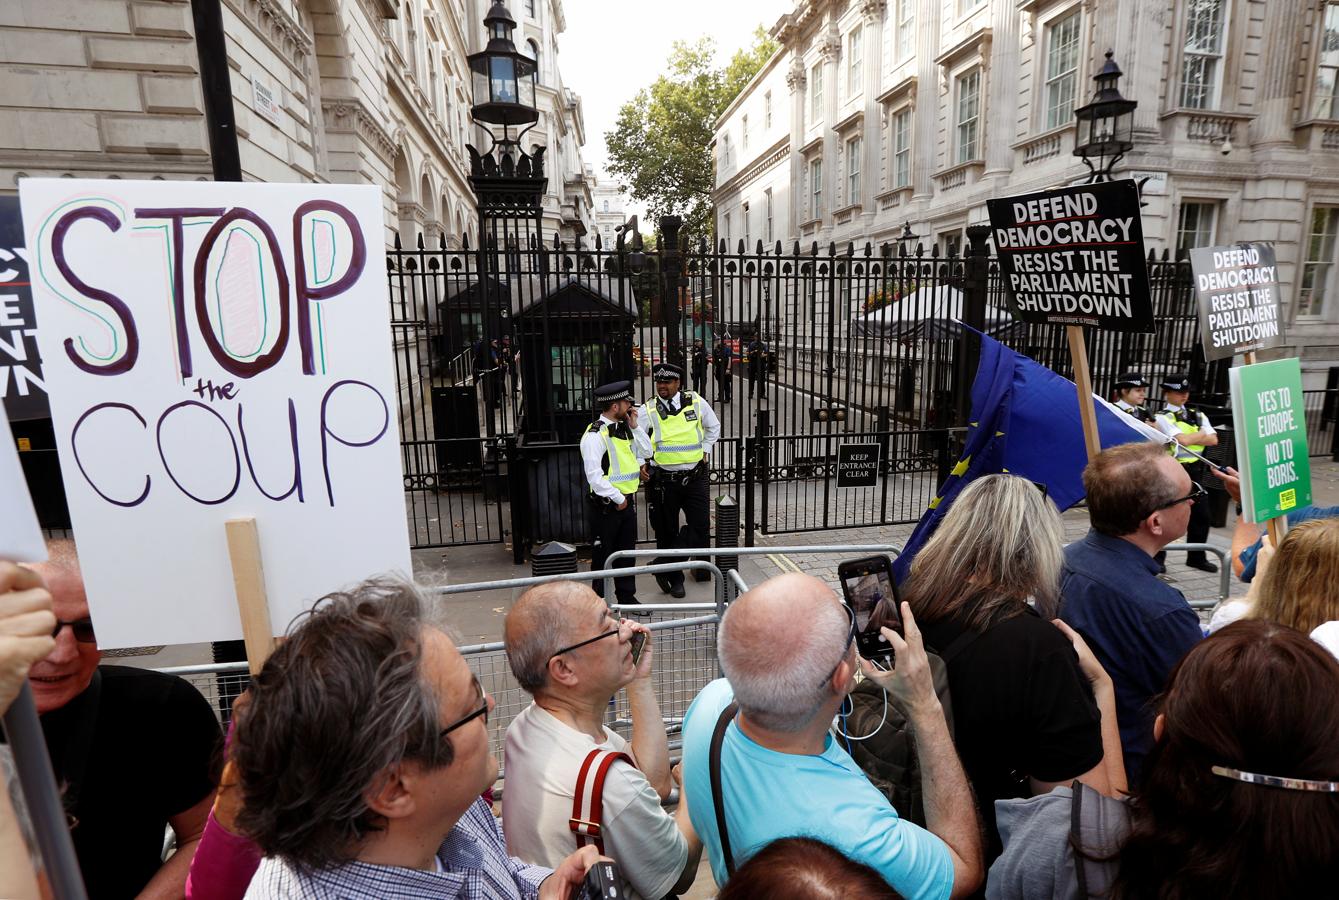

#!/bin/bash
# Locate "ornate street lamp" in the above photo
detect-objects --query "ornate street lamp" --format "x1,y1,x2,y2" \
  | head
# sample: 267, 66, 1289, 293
1073, 50, 1137, 182
467, 2, 538, 132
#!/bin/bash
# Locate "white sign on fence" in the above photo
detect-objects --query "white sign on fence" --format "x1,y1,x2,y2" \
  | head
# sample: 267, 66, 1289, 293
19, 179, 411, 647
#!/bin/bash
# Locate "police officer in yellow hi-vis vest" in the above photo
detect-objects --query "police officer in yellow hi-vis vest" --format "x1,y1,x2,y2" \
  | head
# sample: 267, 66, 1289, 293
582, 380, 652, 606
1155, 374, 1220, 573
637, 362, 721, 598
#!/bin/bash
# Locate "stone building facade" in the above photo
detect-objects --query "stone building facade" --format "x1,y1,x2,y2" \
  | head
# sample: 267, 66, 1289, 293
713, 0, 1339, 385
590, 166, 629, 248
0, 0, 593, 244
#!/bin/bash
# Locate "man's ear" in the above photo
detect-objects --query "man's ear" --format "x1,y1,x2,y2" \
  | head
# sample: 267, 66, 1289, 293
830, 653, 855, 698
547, 654, 580, 690
1153, 712, 1166, 743
364, 765, 416, 820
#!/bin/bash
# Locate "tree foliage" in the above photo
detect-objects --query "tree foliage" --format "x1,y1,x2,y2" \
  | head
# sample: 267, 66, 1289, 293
605, 27, 778, 241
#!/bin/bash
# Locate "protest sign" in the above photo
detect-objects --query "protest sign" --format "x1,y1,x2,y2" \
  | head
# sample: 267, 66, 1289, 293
0, 196, 48, 421
988, 179, 1153, 332
836, 443, 880, 488
1, 413, 45, 562
1230, 357, 1311, 524
19, 179, 411, 648
1190, 243, 1282, 361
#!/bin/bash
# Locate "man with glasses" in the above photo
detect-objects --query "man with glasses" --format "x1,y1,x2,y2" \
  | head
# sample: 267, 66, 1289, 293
1154, 374, 1220, 573
678, 573, 982, 899
1059, 442, 1205, 782
502, 581, 700, 899
237, 577, 603, 898
16, 540, 220, 898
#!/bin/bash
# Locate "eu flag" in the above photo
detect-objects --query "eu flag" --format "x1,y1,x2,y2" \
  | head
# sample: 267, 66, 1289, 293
893, 330, 1162, 581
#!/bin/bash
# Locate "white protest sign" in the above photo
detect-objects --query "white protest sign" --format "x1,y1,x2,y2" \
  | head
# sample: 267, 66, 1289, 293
1190, 242, 1282, 361
19, 180, 411, 647
0, 413, 46, 562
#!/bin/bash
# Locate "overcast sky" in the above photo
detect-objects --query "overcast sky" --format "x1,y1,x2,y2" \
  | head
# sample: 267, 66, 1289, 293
557, 0, 792, 215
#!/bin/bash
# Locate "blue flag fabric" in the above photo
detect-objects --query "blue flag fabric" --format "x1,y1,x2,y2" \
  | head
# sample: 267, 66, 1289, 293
893, 330, 1153, 581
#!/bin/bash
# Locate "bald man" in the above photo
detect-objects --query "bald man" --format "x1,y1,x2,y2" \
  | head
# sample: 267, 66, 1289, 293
501, 582, 701, 899
19, 541, 220, 900
679, 574, 982, 900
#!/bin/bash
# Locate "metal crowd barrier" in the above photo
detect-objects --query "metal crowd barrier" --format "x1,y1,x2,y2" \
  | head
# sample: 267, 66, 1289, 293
1157, 543, 1231, 610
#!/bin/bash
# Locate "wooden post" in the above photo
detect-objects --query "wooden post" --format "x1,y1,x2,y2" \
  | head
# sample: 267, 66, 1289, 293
225, 517, 275, 675
1067, 325, 1101, 462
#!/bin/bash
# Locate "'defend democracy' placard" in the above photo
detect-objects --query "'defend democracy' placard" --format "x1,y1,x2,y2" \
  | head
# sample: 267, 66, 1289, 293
1190, 242, 1282, 361
988, 179, 1153, 332
19, 179, 412, 648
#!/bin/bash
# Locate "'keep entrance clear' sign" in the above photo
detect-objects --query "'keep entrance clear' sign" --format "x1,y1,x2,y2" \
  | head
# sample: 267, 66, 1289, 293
1190, 242, 1282, 361
988, 180, 1153, 332
836, 443, 880, 488
1230, 357, 1312, 524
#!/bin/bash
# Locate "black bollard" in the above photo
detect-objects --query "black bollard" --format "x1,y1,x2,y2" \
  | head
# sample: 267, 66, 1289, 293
531, 541, 578, 577
715, 495, 740, 574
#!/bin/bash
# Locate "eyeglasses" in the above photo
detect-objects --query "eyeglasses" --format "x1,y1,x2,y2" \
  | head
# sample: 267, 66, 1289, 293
547, 615, 622, 665
1150, 481, 1207, 516
820, 603, 858, 688
440, 674, 490, 738
52, 618, 96, 643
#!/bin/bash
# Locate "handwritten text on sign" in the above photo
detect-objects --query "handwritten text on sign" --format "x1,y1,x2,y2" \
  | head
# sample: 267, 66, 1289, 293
19, 180, 411, 648
1190, 243, 1282, 361
988, 180, 1153, 332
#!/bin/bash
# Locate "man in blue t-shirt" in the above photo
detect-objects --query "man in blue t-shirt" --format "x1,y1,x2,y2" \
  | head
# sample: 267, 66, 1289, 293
680, 573, 981, 899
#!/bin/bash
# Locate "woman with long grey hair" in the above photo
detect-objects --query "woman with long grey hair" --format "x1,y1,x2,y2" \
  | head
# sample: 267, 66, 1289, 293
875, 474, 1126, 863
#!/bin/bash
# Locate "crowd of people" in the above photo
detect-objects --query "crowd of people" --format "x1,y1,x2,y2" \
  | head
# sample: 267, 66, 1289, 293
3, 439, 1339, 899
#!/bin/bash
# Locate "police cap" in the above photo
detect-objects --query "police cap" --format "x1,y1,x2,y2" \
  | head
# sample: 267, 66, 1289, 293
652, 362, 684, 382
1161, 374, 1193, 392
593, 380, 633, 406
1113, 372, 1147, 390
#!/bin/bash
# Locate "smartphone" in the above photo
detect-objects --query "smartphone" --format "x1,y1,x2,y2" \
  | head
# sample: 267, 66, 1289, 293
581, 859, 621, 899
837, 555, 901, 665
630, 631, 646, 666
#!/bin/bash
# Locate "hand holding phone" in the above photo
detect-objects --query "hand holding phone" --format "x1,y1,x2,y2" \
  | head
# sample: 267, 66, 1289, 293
837, 555, 902, 667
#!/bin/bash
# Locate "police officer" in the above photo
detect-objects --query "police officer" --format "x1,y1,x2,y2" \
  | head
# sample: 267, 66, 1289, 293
1155, 374, 1220, 573
582, 380, 651, 606
713, 335, 733, 403
1112, 372, 1154, 423
637, 362, 720, 598
691, 338, 708, 392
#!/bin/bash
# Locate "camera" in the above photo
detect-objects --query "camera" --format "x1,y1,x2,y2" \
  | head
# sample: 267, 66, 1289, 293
581, 860, 622, 899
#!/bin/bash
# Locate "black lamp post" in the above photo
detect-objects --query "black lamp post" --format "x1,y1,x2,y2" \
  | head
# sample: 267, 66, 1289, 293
1073, 50, 1137, 182
468, 2, 538, 133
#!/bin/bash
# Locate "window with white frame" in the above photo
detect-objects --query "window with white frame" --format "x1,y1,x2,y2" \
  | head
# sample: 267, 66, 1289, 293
1044, 12, 1081, 130
743, 202, 751, 250
723, 212, 731, 247
1176, 201, 1218, 256
764, 92, 773, 129
765, 188, 774, 243
848, 30, 863, 95
1316, 3, 1339, 119
897, 0, 915, 61
1180, 0, 1226, 109
721, 134, 731, 168
811, 64, 824, 121
956, 70, 981, 164
810, 157, 823, 218
742, 114, 749, 151
525, 0, 535, 16
961, 0, 985, 12
1299, 206, 1339, 317
846, 135, 862, 204
528, 40, 542, 84
892, 108, 912, 188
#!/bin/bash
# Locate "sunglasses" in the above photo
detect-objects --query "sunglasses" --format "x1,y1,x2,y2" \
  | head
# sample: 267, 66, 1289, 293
439, 674, 489, 738
1150, 481, 1208, 517
52, 618, 96, 643
820, 603, 858, 688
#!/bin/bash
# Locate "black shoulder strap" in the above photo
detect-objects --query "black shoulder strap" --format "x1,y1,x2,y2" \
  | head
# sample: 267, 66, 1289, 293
1070, 781, 1090, 898
709, 702, 739, 877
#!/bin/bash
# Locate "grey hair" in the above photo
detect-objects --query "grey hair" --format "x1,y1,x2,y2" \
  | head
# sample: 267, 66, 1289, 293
504, 581, 592, 694
903, 473, 1065, 630
232, 576, 455, 872
718, 585, 851, 732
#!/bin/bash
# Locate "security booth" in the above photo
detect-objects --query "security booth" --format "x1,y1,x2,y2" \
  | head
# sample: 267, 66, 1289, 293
512, 274, 637, 546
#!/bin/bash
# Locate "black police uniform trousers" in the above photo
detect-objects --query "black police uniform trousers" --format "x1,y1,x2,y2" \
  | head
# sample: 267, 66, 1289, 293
1157, 459, 1211, 566
648, 464, 711, 589
714, 367, 732, 402
590, 494, 638, 604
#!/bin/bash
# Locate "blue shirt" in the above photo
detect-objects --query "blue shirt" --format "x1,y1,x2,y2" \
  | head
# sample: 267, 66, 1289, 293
680, 679, 955, 900
1060, 530, 1203, 781
1239, 505, 1339, 581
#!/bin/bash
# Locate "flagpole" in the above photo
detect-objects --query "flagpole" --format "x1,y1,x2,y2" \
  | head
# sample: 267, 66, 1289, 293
1067, 326, 1101, 462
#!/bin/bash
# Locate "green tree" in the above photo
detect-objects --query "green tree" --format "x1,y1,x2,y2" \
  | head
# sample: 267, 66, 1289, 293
606, 27, 777, 241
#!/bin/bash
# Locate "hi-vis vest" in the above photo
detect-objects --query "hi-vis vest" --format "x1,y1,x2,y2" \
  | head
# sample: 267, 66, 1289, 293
647, 392, 706, 466
1165, 407, 1204, 463
589, 422, 640, 495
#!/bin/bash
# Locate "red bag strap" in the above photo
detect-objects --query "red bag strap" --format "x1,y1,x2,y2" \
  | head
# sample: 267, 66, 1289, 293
569, 748, 635, 854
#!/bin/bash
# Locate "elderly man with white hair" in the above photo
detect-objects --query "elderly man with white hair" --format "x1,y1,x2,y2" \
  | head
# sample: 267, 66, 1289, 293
679, 573, 983, 900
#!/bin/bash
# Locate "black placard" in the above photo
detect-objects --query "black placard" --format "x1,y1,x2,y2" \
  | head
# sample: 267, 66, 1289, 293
1190, 242, 1282, 361
0, 196, 47, 421
836, 443, 880, 488
988, 179, 1153, 332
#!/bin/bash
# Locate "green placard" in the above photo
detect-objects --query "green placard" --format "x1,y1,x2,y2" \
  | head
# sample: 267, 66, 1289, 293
1229, 358, 1312, 523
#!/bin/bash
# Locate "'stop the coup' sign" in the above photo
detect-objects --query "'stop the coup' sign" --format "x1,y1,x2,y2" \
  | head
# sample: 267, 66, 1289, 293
988, 179, 1153, 332
19, 179, 412, 648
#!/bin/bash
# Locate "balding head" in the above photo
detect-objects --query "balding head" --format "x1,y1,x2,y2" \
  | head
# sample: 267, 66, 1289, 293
719, 574, 852, 732
505, 581, 603, 693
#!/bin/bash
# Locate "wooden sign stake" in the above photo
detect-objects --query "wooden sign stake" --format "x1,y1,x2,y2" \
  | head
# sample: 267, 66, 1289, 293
1067, 325, 1101, 463
225, 517, 276, 675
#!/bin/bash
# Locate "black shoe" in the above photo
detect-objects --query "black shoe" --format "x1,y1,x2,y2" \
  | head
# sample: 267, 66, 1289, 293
1187, 559, 1219, 573
669, 583, 686, 599
692, 570, 711, 583
655, 576, 674, 594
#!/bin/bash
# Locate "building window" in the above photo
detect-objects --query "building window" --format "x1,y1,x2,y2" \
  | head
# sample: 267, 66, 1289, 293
897, 0, 915, 61
845, 135, 861, 204
955, 69, 981, 164
528, 40, 542, 84
810, 157, 823, 218
743, 202, 751, 250
848, 29, 862, 95
1045, 12, 1081, 130
811, 64, 824, 122
721, 134, 731, 168
742, 114, 749, 151
723, 212, 731, 247
1176, 201, 1218, 256
525, 0, 535, 16
1316, 3, 1339, 119
941, 230, 963, 257
603, 200, 609, 213
765, 188, 774, 244
1299, 206, 1339, 317
961, 0, 985, 12
765, 91, 773, 128
1180, 0, 1226, 109
892, 108, 911, 188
